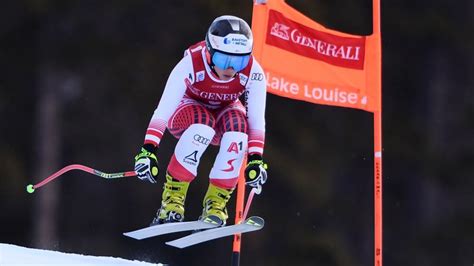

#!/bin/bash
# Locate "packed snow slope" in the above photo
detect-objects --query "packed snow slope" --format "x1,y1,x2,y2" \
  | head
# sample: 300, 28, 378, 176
0, 243, 163, 265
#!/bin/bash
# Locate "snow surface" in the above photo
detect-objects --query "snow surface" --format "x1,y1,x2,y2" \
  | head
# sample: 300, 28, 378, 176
0, 243, 163, 266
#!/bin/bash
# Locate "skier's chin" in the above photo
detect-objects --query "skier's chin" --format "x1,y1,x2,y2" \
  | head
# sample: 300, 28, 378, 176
214, 66, 236, 80
220, 74, 234, 81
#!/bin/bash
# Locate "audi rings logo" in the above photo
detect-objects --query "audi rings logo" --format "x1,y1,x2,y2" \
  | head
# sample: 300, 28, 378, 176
193, 134, 211, 145
251, 73, 264, 81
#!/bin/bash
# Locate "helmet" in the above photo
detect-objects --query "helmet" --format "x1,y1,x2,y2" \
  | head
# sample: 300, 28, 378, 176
205, 15, 253, 72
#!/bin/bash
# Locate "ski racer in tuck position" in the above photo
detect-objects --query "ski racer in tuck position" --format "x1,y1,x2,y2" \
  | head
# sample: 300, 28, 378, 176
134, 15, 268, 226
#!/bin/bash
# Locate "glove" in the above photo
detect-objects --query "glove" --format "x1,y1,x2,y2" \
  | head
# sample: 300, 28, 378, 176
245, 154, 268, 188
134, 145, 159, 183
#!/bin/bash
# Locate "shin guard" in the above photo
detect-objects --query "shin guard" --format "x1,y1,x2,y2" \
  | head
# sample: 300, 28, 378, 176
209, 131, 248, 189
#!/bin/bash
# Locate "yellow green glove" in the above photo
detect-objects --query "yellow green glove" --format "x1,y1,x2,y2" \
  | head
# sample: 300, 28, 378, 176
134, 146, 159, 183
245, 154, 268, 188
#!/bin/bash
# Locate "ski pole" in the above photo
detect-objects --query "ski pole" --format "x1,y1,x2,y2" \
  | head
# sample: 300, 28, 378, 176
26, 164, 136, 194
242, 185, 261, 220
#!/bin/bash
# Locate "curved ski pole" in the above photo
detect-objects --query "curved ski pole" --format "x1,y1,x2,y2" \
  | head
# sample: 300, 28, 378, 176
242, 185, 261, 220
26, 164, 136, 194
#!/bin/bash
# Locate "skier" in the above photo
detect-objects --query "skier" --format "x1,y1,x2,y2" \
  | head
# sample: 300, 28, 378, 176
134, 15, 268, 226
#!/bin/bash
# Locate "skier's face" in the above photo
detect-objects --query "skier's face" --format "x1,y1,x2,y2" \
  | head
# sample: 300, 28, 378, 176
214, 65, 236, 81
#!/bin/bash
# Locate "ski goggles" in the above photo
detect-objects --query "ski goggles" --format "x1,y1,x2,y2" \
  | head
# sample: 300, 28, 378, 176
212, 51, 251, 72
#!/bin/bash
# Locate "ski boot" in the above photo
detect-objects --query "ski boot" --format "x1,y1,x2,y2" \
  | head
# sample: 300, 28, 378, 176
151, 173, 190, 225
200, 183, 233, 226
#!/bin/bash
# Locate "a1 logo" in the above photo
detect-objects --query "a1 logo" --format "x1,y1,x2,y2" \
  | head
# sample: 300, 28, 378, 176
227, 141, 243, 154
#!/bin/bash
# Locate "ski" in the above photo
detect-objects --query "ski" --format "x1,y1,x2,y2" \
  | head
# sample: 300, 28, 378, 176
165, 216, 264, 249
123, 217, 221, 240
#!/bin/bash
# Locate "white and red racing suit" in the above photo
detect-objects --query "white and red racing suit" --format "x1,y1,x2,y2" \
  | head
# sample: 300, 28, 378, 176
142, 41, 266, 189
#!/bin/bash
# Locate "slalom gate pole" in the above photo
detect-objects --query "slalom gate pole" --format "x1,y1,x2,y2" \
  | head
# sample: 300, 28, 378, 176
232, 156, 247, 266
231, 155, 262, 266
26, 164, 136, 194
372, 0, 383, 265
374, 111, 383, 266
